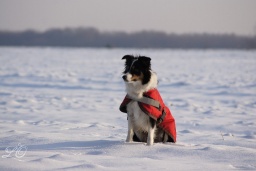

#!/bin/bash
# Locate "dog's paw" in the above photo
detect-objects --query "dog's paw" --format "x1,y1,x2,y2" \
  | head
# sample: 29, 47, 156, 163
126, 138, 133, 143
146, 143, 153, 146
146, 141, 154, 146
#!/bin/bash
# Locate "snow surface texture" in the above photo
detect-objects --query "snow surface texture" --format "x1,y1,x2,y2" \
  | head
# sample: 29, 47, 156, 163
0, 47, 255, 171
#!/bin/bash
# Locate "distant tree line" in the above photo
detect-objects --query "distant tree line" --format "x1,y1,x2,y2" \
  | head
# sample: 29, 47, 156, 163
0, 27, 255, 49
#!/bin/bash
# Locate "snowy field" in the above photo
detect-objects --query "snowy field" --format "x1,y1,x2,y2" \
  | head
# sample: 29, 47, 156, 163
0, 47, 255, 171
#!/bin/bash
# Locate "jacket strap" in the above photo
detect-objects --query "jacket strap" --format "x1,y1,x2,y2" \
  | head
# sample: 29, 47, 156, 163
127, 95, 161, 110
157, 108, 166, 124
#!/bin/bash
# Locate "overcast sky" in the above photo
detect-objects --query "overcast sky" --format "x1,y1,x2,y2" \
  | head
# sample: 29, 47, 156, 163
0, 0, 256, 36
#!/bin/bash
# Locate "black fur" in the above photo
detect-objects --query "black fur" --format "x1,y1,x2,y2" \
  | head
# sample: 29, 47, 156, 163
149, 117, 156, 128
122, 55, 135, 74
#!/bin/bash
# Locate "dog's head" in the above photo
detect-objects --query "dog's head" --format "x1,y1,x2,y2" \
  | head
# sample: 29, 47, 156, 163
122, 55, 151, 85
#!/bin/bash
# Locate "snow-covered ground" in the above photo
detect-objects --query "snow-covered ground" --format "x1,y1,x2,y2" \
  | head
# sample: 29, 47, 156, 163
0, 47, 255, 171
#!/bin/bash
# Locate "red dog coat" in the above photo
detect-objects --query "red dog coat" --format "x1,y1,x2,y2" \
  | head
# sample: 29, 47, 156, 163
120, 88, 176, 142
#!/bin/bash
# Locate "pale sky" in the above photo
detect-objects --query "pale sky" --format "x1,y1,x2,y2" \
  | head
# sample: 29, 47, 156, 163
0, 0, 256, 36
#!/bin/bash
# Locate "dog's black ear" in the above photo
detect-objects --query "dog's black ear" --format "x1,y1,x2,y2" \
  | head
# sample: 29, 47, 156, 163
122, 55, 134, 73
139, 56, 151, 62
122, 55, 134, 60
139, 56, 151, 67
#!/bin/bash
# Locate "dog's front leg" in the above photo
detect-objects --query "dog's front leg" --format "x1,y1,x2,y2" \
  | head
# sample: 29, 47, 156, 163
147, 118, 156, 145
126, 113, 134, 142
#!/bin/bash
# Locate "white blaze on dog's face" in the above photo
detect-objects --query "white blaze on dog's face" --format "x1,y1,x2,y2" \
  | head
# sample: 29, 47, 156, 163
122, 55, 151, 86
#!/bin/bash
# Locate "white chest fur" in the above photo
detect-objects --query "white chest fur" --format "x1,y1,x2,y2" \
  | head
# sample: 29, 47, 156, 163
126, 100, 150, 132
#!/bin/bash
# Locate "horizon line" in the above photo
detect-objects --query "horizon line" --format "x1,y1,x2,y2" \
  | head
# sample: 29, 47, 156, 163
1, 27, 255, 38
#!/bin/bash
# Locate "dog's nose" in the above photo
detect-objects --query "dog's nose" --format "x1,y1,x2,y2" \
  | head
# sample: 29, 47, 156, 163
122, 75, 127, 81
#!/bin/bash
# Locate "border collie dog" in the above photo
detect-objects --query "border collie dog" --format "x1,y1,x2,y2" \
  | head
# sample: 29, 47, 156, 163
120, 55, 176, 145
